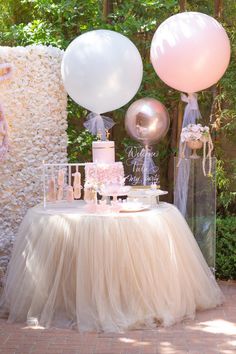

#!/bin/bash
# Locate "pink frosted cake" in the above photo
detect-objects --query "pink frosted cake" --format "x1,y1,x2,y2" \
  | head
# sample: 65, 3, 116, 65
85, 162, 124, 186
85, 140, 125, 186
92, 141, 115, 164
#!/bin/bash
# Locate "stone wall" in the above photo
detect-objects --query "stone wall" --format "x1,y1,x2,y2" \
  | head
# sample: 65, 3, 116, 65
0, 45, 68, 285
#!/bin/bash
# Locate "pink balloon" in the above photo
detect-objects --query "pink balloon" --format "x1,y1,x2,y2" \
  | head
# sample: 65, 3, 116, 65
150, 12, 231, 93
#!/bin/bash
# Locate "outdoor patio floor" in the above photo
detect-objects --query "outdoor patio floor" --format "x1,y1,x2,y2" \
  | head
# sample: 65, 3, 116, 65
0, 281, 235, 354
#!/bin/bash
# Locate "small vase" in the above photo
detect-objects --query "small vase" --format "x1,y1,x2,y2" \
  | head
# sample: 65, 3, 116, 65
187, 140, 203, 159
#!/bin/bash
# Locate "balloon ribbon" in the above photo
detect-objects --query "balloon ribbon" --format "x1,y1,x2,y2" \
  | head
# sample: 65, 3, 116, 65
174, 93, 201, 216
84, 112, 115, 140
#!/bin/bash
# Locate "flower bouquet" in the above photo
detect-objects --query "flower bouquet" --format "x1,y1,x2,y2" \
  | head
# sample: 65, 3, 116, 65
178, 123, 214, 176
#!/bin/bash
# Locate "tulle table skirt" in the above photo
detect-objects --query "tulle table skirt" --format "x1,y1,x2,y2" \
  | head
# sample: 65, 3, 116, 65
0, 202, 223, 332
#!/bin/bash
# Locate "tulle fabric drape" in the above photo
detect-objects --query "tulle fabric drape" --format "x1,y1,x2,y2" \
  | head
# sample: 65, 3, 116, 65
0, 202, 223, 332
174, 93, 201, 216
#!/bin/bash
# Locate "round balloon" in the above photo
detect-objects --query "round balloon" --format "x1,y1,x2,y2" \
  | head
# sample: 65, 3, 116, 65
125, 98, 170, 146
150, 12, 231, 93
61, 30, 143, 114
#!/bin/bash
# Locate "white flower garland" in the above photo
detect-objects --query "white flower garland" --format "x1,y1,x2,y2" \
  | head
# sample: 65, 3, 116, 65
0, 63, 12, 161
0, 45, 68, 279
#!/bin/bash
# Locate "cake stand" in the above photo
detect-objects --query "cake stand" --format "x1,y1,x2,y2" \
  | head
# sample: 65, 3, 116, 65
145, 189, 168, 206
98, 186, 131, 203
128, 189, 168, 207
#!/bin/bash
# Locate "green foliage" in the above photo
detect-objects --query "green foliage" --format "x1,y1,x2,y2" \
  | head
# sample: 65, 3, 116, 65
216, 217, 236, 280
216, 157, 236, 214
3, 20, 61, 46
68, 129, 95, 163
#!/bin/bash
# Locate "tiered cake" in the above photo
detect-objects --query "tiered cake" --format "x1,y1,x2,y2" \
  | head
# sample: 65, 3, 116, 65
92, 141, 115, 164
85, 140, 124, 186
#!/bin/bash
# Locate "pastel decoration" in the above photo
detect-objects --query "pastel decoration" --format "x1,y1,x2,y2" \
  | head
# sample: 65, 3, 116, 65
92, 141, 115, 164
57, 169, 65, 186
66, 185, 74, 202
125, 97, 169, 186
84, 201, 97, 213
84, 186, 97, 203
98, 200, 109, 213
56, 186, 63, 201
84, 188, 91, 202
83, 113, 115, 141
125, 97, 170, 146
48, 177, 56, 202
61, 29, 143, 114
178, 123, 214, 176
150, 12, 231, 93
85, 162, 124, 186
111, 201, 122, 213
73, 171, 82, 199
202, 135, 214, 177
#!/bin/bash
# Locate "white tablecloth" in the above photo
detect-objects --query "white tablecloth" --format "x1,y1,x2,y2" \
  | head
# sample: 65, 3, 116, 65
0, 202, 223, 332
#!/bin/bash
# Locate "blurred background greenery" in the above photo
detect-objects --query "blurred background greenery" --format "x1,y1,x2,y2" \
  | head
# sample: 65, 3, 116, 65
0, 0, 235, 278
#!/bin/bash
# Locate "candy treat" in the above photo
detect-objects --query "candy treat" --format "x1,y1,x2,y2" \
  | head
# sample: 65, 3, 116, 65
66, 185, 74, 202
48, 177, 56, 202
84, 182, 97, 203
57, 169, 65, 186
72, 171, 82, 199
57, 186, 63, 201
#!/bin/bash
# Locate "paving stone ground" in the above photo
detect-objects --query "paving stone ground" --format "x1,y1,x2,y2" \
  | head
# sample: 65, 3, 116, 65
0, 281, 235, 354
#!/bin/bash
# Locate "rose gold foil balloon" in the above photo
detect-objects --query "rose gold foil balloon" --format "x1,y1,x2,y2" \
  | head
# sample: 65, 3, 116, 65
125, 98, 170, 145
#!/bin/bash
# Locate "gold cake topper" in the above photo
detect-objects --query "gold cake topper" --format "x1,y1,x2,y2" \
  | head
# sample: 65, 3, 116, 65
97, 130, 102, 141
105, 129, 110, 141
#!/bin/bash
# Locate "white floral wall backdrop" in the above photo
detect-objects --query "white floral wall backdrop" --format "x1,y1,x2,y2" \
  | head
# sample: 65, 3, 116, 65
0, 46, 68, 282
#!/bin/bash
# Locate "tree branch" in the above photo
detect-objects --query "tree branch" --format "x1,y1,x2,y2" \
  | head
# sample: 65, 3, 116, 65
179, 0, 187, 12
214, 0, 223, 19
103, 0, 113, 23
211, 0, 224, 139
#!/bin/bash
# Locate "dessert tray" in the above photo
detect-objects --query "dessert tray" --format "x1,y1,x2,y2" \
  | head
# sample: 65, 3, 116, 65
98, 185, 131, 201
128, 188, 168, 198
119, 202, 150, 213
145, 189, 168, 197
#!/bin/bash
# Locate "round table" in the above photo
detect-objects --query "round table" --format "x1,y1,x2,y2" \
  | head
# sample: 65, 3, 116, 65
0, 201, 223, 332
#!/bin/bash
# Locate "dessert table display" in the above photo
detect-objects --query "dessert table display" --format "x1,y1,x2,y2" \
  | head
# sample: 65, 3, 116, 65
42, 139, 127, 210
0, 15, 231, 334
0, 136, 223, 332
0, 201, 223, 332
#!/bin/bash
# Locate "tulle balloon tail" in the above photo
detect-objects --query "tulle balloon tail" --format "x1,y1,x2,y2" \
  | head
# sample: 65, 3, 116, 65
83, 112, 115, 141
174, 93, 201, 216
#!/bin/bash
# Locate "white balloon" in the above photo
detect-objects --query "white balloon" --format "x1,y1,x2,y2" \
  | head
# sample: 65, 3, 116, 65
61, 30, 143, 114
